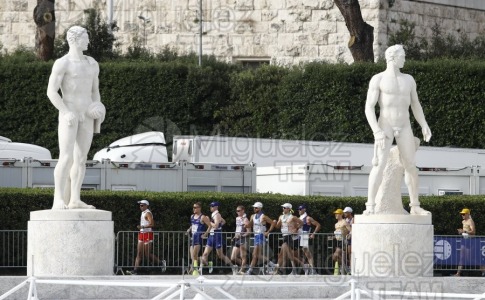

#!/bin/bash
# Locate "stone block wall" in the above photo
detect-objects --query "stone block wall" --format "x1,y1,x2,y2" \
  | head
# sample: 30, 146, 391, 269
1, 0, 484, 64
378, 0, 485, 58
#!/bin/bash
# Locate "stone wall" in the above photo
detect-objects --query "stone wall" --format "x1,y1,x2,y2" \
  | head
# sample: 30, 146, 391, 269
378, 0, 485, 57
1, 0, 484, 64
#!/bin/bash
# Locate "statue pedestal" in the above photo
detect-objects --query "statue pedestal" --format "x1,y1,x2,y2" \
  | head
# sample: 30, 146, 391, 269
27, 209, 114, 276
352, 214, 433, 277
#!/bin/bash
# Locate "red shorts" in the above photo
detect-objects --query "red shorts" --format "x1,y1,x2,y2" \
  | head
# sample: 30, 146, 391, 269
138, 232, 154, 243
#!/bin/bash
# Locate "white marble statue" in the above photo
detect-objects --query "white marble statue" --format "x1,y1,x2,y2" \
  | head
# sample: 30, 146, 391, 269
364, 45, 431, 215
47, 26, 106, 209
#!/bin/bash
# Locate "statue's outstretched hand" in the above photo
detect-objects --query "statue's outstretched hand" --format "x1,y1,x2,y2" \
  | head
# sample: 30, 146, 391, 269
422, 126, 432, 142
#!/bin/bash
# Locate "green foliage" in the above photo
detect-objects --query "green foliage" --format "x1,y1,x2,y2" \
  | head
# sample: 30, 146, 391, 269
1, 188, 484, 236
1, 59, 485, 157
82, 8, 119, 61
388, 20, 485, 60
218, 59, 485, 148
407, 60, 485, 147
54, 7, 119, 61
96, 60, 239, 157
0, 46, 38, 63
124, 37, 152, 61
276, 62, 380, 142
217, 65, 289, 137
387, 20, 422, 59
0, 61, 56, 148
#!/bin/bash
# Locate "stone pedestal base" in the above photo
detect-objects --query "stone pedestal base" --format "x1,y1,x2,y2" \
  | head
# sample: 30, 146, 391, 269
27, 209, 114, 276
352, 214, 433, 277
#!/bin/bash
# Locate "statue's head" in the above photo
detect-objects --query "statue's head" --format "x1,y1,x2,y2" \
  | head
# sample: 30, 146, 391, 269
385, 44, 405, 65
66, 26, 88, 48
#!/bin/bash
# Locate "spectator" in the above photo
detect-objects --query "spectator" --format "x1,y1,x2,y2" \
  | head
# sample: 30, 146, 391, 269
343, 206, 354, 273
332, 208, 350, 275
454, 208, 475, 276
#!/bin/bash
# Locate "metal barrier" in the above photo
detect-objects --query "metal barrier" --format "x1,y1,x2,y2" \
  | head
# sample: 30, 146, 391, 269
3, 231, 485, 276
263, 232, 346, 275
112, 231, 342, 275
0, 230, 27, 268
115, 231, 273, 275
115, 231, 191, 275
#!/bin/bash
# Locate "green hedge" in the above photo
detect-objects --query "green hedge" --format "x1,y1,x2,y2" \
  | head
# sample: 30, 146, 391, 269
1, 188, 484, 235
0, 59, 239, 158
219, 60, 485, 146
1, 59, 484, 158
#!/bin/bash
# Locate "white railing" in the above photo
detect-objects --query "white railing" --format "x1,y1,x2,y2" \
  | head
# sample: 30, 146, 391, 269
2, 276, 485, 300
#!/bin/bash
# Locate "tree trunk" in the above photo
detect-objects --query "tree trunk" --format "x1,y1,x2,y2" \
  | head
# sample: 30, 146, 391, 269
334, 0, 374, 62
33, 0, 55, 61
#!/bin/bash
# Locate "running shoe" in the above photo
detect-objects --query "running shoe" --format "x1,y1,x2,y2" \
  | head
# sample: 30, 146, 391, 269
160, 259, 166, 273
208, 261, 213, 274
266, 261, 275, 274
126, 269, 138, 275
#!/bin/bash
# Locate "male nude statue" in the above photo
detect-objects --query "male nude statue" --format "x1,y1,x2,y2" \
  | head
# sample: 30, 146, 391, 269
364, 45, 431, 215
47, 26, 106, 209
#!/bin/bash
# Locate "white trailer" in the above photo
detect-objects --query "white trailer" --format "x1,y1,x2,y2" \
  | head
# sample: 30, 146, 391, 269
3, 133, 484, 196
172, 135, 374, 167
256, 163, 478, 196
172, 135, 485, 169
173, 135, 485, 196
0, 158, 256, 193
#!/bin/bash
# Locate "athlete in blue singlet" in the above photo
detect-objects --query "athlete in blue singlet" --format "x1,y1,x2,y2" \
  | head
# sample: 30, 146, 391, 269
200, 202, 234, 273
297, 204, 321, 275
244, 201, 276, 275
187, 202, 210, 274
